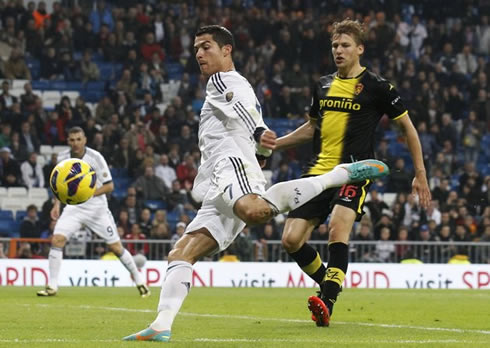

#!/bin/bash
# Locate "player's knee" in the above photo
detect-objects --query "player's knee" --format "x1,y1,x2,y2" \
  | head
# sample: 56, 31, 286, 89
51, 235, 66, 248
108, 242, 124, 257
281, 233, 301, 253
234, 198, 270, 225
328, 220, 348, 242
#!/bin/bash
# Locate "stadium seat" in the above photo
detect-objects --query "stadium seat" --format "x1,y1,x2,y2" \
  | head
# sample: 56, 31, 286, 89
52, 145, 69, 154
36, 154, 46, 167
15, 210, 27, 221
12, 79, 28, 89
382, 193, 397, 207
0, 187, 7, 197
28, 187, 49, 200
40, 145, 53, 157
10, 88, 23, 98
7, 187, 28, 198
43, 90, 61, 101
0, 210, 14, 220
31, 80, 50, 90
1, 198, 27, 216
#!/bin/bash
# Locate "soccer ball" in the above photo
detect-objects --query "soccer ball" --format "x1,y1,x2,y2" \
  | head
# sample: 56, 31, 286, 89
50, 158, 97, 205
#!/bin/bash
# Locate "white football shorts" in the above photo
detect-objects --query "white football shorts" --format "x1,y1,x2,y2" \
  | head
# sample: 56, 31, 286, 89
54, 204, 120, 244
185, 157, 266, 251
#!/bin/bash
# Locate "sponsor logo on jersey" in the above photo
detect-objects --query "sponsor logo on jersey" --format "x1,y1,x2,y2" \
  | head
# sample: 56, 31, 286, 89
354, 83, 364, 95
320, 97, 361, 111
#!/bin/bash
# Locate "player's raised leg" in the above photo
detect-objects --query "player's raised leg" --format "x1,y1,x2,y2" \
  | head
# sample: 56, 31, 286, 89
235, 159, 389, 225
123, 228, 217, 342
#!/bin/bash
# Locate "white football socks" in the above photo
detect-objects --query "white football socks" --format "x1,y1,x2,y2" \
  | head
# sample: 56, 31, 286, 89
48, 247, 63, 290
119, 249, 144, 285
151, 261, 193, 331
262, 166, 350, 213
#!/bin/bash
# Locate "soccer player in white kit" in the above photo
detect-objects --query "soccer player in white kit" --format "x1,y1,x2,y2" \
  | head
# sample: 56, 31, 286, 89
124, 25, 389, 342
36, 127, 150, 298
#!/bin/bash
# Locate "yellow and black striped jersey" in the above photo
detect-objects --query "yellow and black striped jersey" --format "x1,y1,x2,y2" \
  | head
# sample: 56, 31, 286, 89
306, 68, 407, 175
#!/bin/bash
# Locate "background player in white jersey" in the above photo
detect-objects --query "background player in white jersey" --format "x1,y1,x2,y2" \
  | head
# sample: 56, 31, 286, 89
124, 25, 389, 342
37, 127, 150, 298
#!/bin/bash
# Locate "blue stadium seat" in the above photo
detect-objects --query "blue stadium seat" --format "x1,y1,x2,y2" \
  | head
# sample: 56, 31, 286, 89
85, 81, 105, 91
111, 168, 129, 178
31, 80, 50, 90
0, 210, 14, 220
16, 210, 27, 222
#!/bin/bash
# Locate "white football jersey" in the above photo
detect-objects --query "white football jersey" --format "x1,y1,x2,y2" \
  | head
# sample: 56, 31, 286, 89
57, 147, 112, 208
192, 70, 268, 202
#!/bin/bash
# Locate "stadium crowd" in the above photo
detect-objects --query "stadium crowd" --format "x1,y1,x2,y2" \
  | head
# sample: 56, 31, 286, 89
0, 0, 489, 263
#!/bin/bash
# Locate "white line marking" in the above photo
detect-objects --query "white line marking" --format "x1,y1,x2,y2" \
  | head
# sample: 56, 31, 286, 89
0, 338, 477, 344
20, 303, 490, 336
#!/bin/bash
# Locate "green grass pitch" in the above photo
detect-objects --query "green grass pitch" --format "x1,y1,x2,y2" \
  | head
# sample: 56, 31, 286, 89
0, 287, 489, 347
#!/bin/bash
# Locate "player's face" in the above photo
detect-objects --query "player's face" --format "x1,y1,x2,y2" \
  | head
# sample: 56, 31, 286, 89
194, 34, 230, 77
331, 33, 364, 70
67, 131, 87, 157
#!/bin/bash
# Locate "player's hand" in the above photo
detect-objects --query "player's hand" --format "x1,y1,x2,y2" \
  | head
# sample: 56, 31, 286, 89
260, 130, 277, 150
50, 205, 60, 221
412, 172, 431, 209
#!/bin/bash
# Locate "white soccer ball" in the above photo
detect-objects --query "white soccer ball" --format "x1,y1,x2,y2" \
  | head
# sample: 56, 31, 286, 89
133, 254, 147, 268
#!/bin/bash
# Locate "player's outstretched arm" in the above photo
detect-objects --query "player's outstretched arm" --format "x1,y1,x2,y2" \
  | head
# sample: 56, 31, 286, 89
50, 198, 61, 221
395, 114, 431, 209
275, 118, 316, 151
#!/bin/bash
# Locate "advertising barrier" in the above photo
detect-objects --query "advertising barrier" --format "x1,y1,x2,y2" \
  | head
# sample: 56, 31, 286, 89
0, 260, 488, 289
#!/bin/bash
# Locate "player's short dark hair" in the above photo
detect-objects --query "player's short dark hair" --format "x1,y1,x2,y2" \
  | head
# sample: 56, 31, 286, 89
331, 19, 366, 46
68, 126, 85, 135
195, 25, 235, 49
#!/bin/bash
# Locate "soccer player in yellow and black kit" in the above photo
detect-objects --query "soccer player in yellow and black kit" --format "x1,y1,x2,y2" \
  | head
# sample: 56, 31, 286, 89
275, 19, 432, 327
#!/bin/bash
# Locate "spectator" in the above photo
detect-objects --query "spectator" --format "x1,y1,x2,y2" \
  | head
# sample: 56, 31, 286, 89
80, 50, 100, 83
0, 123, 12, 148
365, 189, 389, 225
155, 154, 177, 191
19, 204, 41, 239
0, 81, 18, 110
94, 96, 114, 125
132, 165, 168, 201
40, 47, 63, 80
310, 223, 329, 241
167, 179, 195, 214
176, 154, 197, 187
19, 121, 40, 155
140, 32, 164, 62
3, 48, 32, 80
89, 0, 114, 33
456, 44, 478, 75
271, 161, 295, 184
171, 222, 186, 248
20, 82, 39, 114
117, 209, 131, 236
233, 227, 254, 261
137, 208, 152, 237
461, 111, 482, 163
42, 153, 57, 188
388, 158, 412, 193
21, 152, 44, 188
33, 1, 50, 29
375, 227, 395, 262
0, 147, 22, 187
125, 121, 155, 152
124, 223, 149, 256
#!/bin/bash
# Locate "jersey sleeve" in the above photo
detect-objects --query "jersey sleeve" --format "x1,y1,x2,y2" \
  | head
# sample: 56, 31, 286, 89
308, 82, 321, 120
206, 72, 262, 134
94, 152, 112, 184
376, 80, 408, 120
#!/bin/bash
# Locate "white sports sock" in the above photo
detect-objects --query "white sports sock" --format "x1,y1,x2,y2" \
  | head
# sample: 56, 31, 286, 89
48, 247, 63, 290
119, 249, 144, 285
151, 261, 193, 331
262, 167, 349, 213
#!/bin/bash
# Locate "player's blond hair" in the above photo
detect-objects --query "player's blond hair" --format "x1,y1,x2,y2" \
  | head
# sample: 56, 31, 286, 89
331, 19, 366, 46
